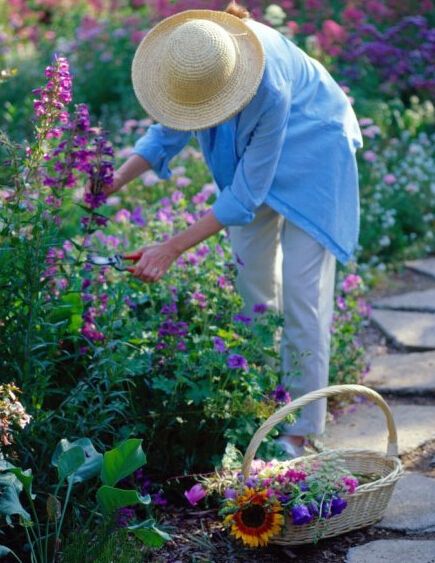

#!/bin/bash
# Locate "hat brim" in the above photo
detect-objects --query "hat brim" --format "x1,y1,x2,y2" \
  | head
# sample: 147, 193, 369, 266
131, 10, 265, 131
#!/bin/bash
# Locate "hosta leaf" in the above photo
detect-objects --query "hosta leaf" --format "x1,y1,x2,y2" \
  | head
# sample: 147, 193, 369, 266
96, 486, 150, 514
100, 439, 146, 487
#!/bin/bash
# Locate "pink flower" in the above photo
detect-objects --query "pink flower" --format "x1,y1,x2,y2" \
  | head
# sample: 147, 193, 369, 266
176, 176, 191, 188
383, 174, 396, 185
363, 150, 377, 162
342, 274, 362, 293
184, 484, 206, 506
114, 209, 131, 223
341, 476, 359, 494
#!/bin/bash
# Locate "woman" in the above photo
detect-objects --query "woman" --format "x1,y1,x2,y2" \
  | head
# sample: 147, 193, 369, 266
103, 3, 362, 456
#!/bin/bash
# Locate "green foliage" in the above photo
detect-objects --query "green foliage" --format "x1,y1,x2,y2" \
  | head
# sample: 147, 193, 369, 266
0, 438, 169, 562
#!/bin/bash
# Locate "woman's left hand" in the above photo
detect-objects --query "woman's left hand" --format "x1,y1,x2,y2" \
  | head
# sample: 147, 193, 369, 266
125, 242, 181, 283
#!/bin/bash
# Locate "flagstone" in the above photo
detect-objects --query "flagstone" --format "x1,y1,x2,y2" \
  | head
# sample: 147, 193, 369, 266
346, 539, 435, 563
371, 310, 435, 350
323, 403, 435, 455
364, 352, 435, 395
405, 257, 435, 280
376, 473, 435, 532
373, 288, 435, 313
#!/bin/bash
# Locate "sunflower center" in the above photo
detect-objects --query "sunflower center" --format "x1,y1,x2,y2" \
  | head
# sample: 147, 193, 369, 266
240, 504, 267, 528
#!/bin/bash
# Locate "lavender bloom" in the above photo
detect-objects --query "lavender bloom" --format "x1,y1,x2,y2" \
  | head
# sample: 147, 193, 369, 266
115, 507, 136, 528
307, 501, 319, 517
184, 484, 206, 506
291, 504, 313, 525
233, 313, 252, 325
270, 384, 291, 404
253, 303, 268, 314
152, 491, 168, 506
227, 354, 249, 371
130, 206, 146, 227
224, 488, 238, 500
213, 336, 227, 353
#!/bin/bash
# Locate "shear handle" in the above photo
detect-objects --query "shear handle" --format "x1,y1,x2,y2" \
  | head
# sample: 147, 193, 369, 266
122, 252, 142, 273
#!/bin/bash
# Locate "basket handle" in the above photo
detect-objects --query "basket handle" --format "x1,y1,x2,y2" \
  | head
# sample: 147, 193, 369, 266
242, 384, 399, 478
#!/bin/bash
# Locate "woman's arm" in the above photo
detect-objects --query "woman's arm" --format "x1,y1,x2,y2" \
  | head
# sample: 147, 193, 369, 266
114, 154, 151, 191
125, 210, 224, 283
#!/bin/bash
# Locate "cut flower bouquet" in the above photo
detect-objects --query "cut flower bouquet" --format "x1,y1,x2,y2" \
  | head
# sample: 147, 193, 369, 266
198, 455, 359, 547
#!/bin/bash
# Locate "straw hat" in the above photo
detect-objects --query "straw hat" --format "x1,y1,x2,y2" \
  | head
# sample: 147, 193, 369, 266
131, 10, 265, 131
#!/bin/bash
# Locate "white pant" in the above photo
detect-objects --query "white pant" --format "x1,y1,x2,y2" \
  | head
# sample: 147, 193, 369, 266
229, 205, 336, 435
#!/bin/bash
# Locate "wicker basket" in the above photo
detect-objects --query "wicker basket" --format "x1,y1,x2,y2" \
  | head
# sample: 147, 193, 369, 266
241, 384, 404, 546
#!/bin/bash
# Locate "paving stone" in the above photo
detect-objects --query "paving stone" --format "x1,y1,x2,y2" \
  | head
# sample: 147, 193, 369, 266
364, 352, 435, 394
346, 539, 435, 563
373, 288, 435, 313
323, 403, 435, 455
371, 310, 435, 350
406, 257, 435, 280
376, 473, 435, 532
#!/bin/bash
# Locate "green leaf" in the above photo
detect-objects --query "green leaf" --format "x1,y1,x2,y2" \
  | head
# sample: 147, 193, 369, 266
0, 473, 31, 521
51, 438, 102, 484
96, 486, 150, 514
128, 522, 171, 548
100, 439, 146, 487
57, 447, 86, 482
6, 468, 33, 499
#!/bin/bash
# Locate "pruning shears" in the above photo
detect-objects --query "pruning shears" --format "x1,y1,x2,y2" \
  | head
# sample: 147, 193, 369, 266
86, 252, 141, 273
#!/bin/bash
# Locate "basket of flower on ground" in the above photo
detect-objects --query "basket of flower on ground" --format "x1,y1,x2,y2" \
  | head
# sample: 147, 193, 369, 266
197, 384, 403, 547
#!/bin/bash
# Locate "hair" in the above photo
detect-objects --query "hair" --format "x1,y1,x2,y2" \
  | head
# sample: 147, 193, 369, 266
225, 1, 250, 19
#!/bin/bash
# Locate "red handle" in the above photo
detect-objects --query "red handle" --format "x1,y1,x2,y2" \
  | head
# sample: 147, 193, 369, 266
123, 252, 142, 262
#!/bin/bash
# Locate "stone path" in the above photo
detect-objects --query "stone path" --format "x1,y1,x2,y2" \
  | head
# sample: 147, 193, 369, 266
324, 258, 435, 562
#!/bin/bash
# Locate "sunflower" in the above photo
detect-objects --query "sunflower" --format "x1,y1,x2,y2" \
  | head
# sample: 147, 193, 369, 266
224, 488, 284, 547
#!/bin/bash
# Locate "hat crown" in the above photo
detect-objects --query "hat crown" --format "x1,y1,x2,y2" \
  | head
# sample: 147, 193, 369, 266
164, 19, 237, 105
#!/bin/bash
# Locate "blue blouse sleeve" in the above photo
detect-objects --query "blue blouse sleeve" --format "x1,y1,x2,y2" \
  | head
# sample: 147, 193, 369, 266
133, 124, 192, 180
212, 84, 292, 226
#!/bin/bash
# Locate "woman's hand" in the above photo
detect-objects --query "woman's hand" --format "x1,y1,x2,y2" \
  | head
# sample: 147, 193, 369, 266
125, 242, 181, 283
84, 170, 124, 198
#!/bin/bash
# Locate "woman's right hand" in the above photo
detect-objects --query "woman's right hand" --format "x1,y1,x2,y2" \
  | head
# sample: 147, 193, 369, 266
84, 170, 124, 198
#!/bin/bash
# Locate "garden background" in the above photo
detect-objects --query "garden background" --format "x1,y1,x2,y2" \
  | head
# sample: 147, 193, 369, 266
0, 0, 434, 561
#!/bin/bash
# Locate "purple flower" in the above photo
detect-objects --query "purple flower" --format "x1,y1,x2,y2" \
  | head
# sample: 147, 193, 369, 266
307, 501, 319, 517
227, 354, 249, 371
160, 302, 177, 316
336, 295, 347, 311
224, 488, 238, 500
213, 337, 227, 353
291, 504, 313, 525
115, 507, 136, 528
233, 313, 252, 325
330, 496, 347, 516
152, 491, 168, 506
270, 384, 291, 404
184, 484, 206, 506
130, 206, 146, 227
253, 303, 268, 314
191, 292, 207, 309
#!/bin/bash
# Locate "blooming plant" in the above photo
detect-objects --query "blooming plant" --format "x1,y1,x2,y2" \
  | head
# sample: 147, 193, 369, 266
329, 272, 371, 387
197, 455, 359, 547
0, 384, 31, 449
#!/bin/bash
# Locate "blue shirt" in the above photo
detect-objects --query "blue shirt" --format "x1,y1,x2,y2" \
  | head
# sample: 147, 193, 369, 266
133, 20, 363, 264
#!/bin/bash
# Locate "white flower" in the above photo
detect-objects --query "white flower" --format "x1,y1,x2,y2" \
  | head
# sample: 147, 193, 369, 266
379, 236, 391, 247
264, 4, 287, 26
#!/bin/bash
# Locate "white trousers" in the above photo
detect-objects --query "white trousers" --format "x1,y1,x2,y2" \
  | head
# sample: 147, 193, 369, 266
229, 205, 336, 435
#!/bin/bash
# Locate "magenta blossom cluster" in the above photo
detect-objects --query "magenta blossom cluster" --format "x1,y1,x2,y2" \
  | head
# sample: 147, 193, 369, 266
32, 55, 72, 140
80, 266, 109, 344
